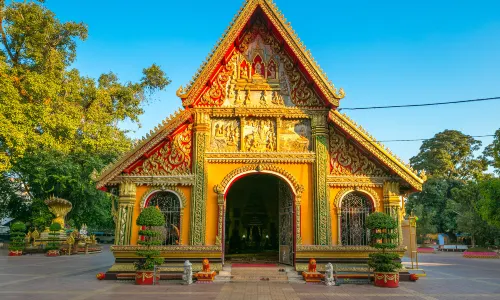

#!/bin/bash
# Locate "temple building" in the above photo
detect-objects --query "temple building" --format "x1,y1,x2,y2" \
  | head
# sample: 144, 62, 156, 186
96, 0, 425, 277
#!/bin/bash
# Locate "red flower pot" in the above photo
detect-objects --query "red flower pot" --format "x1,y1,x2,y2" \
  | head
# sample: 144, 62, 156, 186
46, 250, 60, 257
135, 271, 158, 285
374, 272, 399, 288
8, 250, 22, 256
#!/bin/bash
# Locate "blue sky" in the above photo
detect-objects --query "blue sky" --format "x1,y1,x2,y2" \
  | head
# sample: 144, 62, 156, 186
44, 0, 500, 163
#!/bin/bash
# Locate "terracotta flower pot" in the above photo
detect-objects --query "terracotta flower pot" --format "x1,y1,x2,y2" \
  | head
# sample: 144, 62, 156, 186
135, 271, 158, 285
374, 272, 399, 288
46, 250, 60, 257
8, 250, 23, 256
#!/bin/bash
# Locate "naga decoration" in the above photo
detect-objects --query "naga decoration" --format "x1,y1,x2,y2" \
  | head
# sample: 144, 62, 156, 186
329, 125, 387, 177
131, 124, 193, 176
44, 196, 72, 228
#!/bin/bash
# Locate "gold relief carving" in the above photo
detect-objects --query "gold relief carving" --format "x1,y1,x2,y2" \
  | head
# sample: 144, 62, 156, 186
206, 152, 315, 163
243, 119, 277, 152
216, 164, 303, 197
97, 109, 191, 189
119, 182, 136, 199
131, 125, 193, 176
198, 55, 238, 107
279, 119, 311, 152
239, 21, 324, 107
383, 181, 400, 199
111, 245, 222, 252
329, 111, 424, 191
210, 119, 240, 152
180, 0, 345, 108
329, 125, 387, 177
139, 186, 187, 209
115, 175, 195, 186
327, 175, 389, 187
333, 187, 381, 209
296, 245, 407, 252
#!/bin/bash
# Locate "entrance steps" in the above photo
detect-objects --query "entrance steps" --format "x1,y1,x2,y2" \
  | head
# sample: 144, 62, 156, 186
214, 265, 305, 283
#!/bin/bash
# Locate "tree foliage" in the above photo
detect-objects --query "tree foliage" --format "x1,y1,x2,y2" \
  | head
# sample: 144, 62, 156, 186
410, 130, 487, 181
366, 213, 402, 273
135, 207, 165, 271
0, 0, 170, 230
484, 129, 500, 175
408, 129, 500, 246
0, 0, 171, 167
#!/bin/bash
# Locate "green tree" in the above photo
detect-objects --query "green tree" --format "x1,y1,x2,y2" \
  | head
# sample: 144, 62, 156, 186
484, 129, 500, 174
476, 178, 500, 229
0, 0, 171, 230
0, 0, 170, 170
410, 130, 487, 181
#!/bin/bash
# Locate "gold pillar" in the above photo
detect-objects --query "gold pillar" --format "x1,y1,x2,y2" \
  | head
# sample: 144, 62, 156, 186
116, 182, 136, 245
383, 181, 402, 245
216, 193, 225, 246
331, 206, 340, 245
311, 114, 331, 245
190, 111, 210, 245
295, 192, 303, 245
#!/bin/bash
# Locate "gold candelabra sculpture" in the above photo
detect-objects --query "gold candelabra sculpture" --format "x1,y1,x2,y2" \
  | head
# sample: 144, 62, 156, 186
44, 196, 72, 228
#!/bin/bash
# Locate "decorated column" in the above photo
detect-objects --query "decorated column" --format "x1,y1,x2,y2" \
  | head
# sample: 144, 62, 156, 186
216, 192, 225, 246
116, 182, 136, 245
311, 114, 331, 245
295, 189, 303, 245
383, 181, 403, 245
190, 111, 210, 245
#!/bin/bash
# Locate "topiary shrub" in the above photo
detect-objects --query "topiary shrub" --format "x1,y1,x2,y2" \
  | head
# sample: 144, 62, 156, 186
135, 207, 165, 271
46, 222, 62, 252
366, 212, 402, 273
9, 222, 27, 251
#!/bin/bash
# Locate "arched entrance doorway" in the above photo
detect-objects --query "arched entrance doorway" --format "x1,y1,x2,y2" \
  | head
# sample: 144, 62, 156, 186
224, 174, 294, 265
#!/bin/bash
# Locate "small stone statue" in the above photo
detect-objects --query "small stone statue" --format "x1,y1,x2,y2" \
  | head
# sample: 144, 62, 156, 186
183, 260, 193, 285
325, 263, 335, 286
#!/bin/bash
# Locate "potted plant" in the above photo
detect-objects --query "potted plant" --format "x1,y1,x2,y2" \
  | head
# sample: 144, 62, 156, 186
45, 222, 62, 256
134, 207, 165, 285
366, 212, 402, 288
8, 222, 26, 256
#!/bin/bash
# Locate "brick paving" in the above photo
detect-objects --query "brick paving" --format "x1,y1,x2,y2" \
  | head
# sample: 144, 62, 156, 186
0, 246, 499, 300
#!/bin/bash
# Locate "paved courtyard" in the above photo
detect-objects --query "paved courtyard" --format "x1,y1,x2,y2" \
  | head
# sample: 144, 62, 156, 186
1, 246, 499, 300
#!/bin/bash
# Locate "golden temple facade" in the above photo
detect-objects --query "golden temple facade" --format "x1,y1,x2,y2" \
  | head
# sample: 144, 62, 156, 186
96, 0, 424, 276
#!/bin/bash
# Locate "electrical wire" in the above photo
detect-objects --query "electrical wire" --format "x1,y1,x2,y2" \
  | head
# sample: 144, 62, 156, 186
338, 96, 500, 111
376, 135, 495, 143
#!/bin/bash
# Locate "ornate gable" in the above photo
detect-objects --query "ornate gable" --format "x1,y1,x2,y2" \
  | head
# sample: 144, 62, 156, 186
329, 125, 388, 177
128, 124, 193, 176
177, 0, 345, 108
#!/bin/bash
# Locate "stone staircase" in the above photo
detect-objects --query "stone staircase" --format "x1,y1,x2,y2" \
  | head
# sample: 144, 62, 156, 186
214, 265, 304, 283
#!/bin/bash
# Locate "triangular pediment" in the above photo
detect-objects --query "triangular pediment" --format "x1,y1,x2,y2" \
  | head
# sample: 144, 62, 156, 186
176, 0, 345, 108
329, 111, 425, 191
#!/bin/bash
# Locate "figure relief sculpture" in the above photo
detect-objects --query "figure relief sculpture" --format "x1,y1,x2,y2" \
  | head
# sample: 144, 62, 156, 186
234, 89, 242, 106
260, 90, 267, 106
271, 91, 284, 106
244, 119, 276, 152
210, 119, 240, 152
240, 60, 249, 80
243, 89, 250, 106
279, 120, 311, 152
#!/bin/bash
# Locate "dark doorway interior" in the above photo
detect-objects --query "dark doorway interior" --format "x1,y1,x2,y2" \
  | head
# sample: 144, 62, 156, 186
225, 174, 293, 265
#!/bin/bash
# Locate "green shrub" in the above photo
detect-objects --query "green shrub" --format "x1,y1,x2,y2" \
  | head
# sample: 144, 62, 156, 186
135, 207, 165, 271
46, 222, 62, 252
8, 221, 27, 251
366, 212, 402, 273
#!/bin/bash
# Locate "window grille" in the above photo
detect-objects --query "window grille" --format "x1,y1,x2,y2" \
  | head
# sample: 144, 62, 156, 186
340, 192, 373, 246
147, 191, 181, 246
